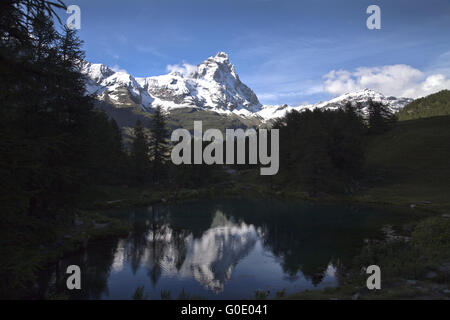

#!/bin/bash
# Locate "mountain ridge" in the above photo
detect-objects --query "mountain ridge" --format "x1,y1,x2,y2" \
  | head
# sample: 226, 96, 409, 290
82, 52, 414, 124
83, 52, 261, 117
258, 88, 414, 120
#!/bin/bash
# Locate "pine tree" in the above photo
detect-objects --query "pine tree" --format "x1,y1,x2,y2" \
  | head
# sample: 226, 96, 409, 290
368, 99, 396, 134
149, 106, 169, 183
59, 26, 84, 65
0, 0, 139, 297
131, 120, 150, 183
30, 7, 58, 63
108, 118, 129, 182
274, 106, 367, 195
300, 113, 334, 197
110, 118, 124, 154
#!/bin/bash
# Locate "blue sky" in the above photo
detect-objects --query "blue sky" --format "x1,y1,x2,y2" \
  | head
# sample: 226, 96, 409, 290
57, 0, 450, 105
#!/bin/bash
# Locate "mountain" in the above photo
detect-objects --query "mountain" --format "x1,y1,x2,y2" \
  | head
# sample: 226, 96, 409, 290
257, 89, 414, 121
397, 90, 450, 121
83, 52, 261, 116
82, 53, 414, 131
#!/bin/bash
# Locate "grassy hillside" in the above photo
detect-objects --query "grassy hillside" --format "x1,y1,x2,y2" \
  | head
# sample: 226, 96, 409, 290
237, 114, 450, 214
360, 115, 450, 213
285, 115, 450, 300
398, 90, 450, 121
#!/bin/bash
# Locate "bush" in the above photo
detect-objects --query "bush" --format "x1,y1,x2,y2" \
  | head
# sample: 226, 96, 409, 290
411, 217, 450, 254
354, 240, 427, 280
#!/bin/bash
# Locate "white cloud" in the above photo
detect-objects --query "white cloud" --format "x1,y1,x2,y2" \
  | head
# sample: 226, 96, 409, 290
323, 64, 450, 98
111, 64, 128, 74
166, 62, 197, 77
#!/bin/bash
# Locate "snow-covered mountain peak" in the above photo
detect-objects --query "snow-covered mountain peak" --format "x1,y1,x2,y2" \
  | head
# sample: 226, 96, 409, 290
214, 51, 230, 61
328, 88, 384, 102
82, 56, 414, 124
205, 51, 231, 66
82, 61, 151, 106
82, 62, 114, 83
82, 52, 261, 114
195, 51, 237, 82
257, 89, 414, 121
317, 88, 413, 112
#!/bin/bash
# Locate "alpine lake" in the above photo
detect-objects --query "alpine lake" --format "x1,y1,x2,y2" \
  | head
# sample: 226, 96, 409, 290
36, 197, 422, 299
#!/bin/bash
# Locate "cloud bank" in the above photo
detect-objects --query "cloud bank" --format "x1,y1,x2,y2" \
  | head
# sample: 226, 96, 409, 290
323, 64, 450, 98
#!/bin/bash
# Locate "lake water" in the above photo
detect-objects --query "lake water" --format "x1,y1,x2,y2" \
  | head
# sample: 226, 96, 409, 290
36, 198, 416, 299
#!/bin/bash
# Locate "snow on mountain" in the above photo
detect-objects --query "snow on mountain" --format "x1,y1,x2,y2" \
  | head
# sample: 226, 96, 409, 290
82, 62, 154, 108
257, 104, 305, 121
313, 88, 413, 113
257, 89, 414, 121
82, 54, 413, 124
82, 52, 261, 115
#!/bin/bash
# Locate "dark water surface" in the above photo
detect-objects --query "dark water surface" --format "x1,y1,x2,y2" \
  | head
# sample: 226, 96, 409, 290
37, 198, 417, 299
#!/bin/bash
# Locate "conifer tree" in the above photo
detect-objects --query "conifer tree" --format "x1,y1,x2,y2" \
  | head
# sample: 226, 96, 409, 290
110, 118, 124, 154
149, 106, 169, 183
0, 0, 136, 296
367, 99, 396, 134
131, 120, 150, 183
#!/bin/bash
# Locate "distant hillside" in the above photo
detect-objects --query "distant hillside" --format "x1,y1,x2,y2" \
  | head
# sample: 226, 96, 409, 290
363, 115, 450, 212
398, 90, 450, 121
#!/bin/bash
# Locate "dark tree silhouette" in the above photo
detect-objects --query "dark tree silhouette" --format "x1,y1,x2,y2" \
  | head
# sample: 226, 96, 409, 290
0, 0, 133, 297
149, 106, 169, 183
131, 120, 150, 183
367, 99, 397, 134
274, 106, 366, 196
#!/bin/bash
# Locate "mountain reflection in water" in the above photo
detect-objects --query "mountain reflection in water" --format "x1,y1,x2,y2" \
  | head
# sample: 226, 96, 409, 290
36, 198, 409, 299
111, 210, 259, 292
